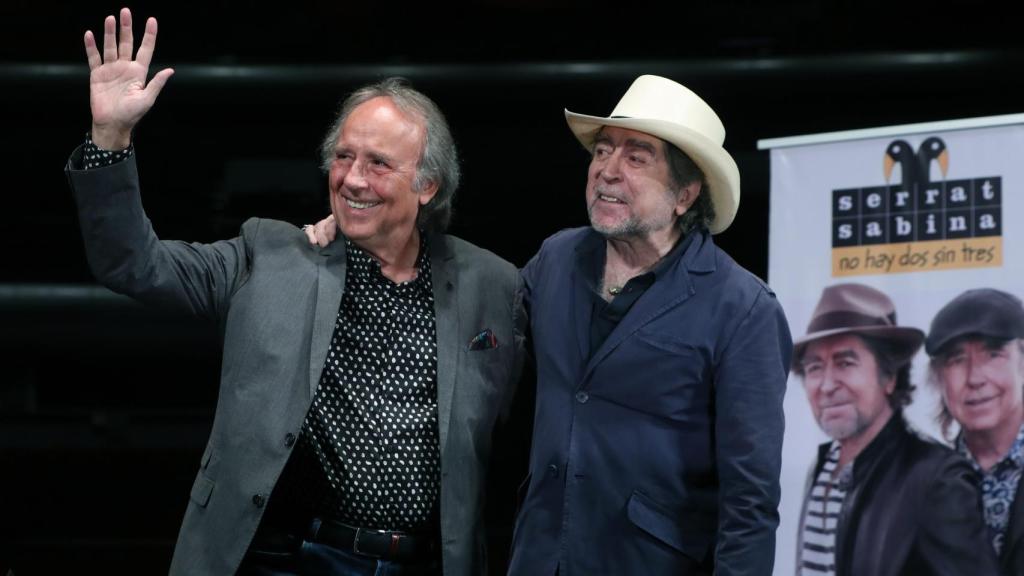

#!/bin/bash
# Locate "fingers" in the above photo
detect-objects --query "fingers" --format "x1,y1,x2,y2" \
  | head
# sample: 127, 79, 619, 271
145, 68, 175, 100
303, 225, 319, 246
303, 219, 336, 248
91, 9, 154, 68
101, 15, 117, 63
315, 227, 330, 247
317, 215, 338, 246
118, 7, 133, 61
84, 30, 102, 70
135, 17, 159, 69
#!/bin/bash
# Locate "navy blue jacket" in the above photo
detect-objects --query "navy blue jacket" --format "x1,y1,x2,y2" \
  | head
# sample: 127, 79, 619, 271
508, 227, 792, 576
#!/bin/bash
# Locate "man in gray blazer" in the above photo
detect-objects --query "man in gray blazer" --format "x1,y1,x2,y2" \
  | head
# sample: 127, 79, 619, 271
66, 9, 525, 576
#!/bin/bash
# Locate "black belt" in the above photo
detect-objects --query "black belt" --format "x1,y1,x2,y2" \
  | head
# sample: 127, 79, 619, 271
252, 517, 437, 564
312, 518, 436, 562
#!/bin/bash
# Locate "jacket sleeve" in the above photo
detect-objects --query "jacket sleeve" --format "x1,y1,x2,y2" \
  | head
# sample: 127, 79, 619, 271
66, 147, 252, 320
493, 268, 530, 426
713, 286, 793, 575
485, 269, 534, 575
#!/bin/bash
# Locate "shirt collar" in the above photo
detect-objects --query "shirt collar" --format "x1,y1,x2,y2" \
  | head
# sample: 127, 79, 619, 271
956, 421, 1024, 474
576, 226, 700, 292
344, 233, 431, 289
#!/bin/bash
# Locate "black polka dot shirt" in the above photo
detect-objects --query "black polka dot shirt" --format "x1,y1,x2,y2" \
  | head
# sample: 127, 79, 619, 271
292, 237, 441, 531
77, 138, 443, 531
79, 134, 133, 169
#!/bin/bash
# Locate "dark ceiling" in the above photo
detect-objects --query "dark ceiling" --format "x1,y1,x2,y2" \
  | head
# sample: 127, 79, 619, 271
3, 0, 1020, 64
4, 1, 1024, 279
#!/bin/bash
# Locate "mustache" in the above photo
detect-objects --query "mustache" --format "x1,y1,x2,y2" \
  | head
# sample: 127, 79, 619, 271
818, 396, 852, 409
593, 186, 626, 202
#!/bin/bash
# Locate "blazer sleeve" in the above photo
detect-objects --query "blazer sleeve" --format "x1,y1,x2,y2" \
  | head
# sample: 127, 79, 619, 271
66, 147, 251, 320
713, 286, 793, 575
497, 270, 529, 425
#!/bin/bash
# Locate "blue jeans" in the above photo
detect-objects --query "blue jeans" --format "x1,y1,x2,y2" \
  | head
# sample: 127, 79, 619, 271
239, 537, 441, 576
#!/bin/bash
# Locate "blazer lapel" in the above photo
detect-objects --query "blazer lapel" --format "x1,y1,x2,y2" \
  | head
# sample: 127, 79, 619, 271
309, 240, 347, 398
430, 236, 459, 459
571, 256, 594, 363
583, 232, 716, 383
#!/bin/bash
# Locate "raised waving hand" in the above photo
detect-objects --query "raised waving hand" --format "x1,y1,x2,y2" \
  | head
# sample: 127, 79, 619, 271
84, 7, 174, 150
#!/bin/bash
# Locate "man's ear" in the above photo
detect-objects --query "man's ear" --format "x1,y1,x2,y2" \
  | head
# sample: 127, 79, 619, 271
418, 180, 439, 206
883, 373, 897, 395
674, 181, 702, 217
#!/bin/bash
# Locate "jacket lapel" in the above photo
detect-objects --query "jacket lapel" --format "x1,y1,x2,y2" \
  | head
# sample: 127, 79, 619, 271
571, 240, 599, 362
309, 239, 347, 399
430, 236, 458, 459
581, 231, 716, 384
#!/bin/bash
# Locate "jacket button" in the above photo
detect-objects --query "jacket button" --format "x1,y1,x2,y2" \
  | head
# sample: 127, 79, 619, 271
284, 433, 296, 448
548, 464, 559, 478
252, 493, 266, 508
575, 391, 589, 404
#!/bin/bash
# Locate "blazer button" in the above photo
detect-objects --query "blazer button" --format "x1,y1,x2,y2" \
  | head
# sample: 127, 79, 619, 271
575, 391, 589, 404
252, 493, 266, 508
548, 464, 559, 478
284, 433, 296, 448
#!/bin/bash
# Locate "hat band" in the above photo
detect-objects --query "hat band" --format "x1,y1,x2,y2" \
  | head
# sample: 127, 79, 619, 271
806, 310, 895, 334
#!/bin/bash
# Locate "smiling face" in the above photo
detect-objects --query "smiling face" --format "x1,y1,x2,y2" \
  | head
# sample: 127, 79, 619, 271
800, 334, 896, 442
585, 127, 698, 242
936, 338, 1024, 435
327, 97, 437, 257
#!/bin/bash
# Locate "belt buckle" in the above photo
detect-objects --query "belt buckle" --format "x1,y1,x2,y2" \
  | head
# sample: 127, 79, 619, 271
353, 526, 392, 559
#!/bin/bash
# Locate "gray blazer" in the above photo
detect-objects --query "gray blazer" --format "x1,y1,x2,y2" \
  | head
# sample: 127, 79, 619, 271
66, 149, 526, 576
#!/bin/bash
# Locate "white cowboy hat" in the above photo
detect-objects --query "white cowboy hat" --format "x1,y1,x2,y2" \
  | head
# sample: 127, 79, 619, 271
565, 75, 740, 234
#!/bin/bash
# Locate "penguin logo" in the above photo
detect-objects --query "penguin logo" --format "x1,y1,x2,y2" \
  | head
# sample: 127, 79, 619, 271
883, 137, 948, 189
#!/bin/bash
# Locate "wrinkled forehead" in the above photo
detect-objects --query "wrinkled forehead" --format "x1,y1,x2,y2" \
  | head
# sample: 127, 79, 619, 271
342, 97, 426, 145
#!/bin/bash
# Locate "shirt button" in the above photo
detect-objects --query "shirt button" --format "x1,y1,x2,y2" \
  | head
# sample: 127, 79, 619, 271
284, 433, 296, 448
575, 391, 589, 404
548, 464, 559, 478
252, 493, 266, 508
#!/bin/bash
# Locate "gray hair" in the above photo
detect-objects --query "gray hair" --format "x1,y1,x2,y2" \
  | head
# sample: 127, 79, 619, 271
319, 77, 460, 233
664, 142, 715, 235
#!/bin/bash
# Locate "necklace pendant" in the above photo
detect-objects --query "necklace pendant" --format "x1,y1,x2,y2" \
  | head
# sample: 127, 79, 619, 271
608, 286, 622, 295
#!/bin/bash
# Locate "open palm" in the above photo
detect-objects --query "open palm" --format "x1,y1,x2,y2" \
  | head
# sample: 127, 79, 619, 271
84, 8, 173, 148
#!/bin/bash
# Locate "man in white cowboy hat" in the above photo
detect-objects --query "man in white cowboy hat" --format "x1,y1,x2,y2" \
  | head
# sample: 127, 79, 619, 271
793, 283, 997, 576
506, 75, 792, 575
925, 288, 1024, 575
307, 75, 792, 574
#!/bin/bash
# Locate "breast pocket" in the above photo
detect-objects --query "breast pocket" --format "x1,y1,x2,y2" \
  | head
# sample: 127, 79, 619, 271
602, 329, 711, 420
454, 346, 514, 430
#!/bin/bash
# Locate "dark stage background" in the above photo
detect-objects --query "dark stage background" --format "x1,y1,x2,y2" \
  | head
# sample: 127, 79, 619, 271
3, 1, 1024, 573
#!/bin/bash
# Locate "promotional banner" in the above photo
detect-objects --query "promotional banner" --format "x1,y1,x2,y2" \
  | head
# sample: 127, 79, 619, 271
761, 113, 1024, 575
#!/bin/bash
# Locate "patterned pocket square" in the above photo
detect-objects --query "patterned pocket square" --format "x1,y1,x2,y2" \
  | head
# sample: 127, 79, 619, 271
468, 328, 498, 351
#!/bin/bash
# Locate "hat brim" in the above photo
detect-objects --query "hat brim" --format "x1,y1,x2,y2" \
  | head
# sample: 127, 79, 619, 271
565, 110, 740, 234
792, 326, 925, 369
